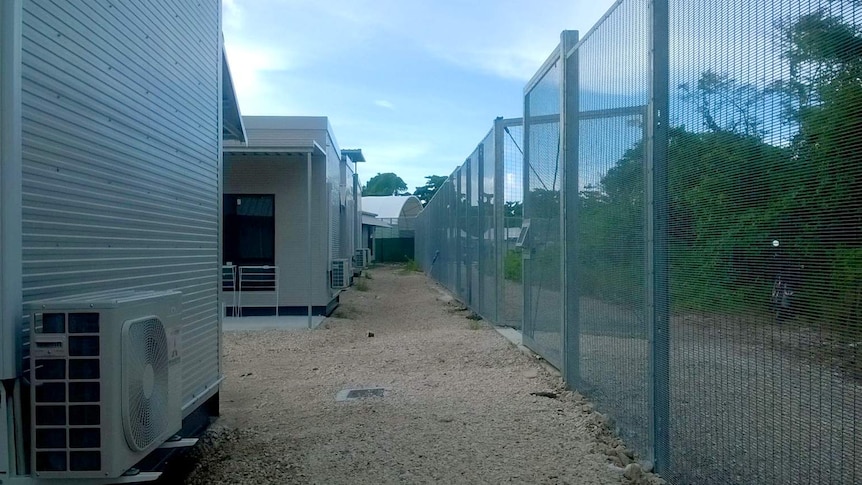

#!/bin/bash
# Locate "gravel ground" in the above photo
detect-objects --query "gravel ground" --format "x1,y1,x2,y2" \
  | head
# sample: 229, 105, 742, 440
180, 265, 664, 484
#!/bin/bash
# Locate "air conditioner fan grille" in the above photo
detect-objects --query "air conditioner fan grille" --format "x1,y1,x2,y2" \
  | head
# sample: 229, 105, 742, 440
123, 317, 169, 451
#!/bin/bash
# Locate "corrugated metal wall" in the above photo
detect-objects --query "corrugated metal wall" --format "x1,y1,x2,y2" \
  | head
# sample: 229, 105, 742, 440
20, 0, 222, 413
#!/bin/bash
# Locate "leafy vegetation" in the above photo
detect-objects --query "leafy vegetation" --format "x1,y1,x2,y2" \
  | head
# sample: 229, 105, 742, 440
580, 8, 862, 328
413, 175, 447, 206
402, 259, 422, 273
504, 248, 522, 281
354, 278, 369, 292
363, 172, 408, 196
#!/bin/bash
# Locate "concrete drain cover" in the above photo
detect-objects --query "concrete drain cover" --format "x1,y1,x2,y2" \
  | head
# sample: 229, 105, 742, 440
335, 387, 385, 402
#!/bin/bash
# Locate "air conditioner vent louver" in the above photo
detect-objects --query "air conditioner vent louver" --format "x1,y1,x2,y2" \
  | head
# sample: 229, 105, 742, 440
354, 248, 370, 269
123, 317, 170, 451
331, 259, 350, 289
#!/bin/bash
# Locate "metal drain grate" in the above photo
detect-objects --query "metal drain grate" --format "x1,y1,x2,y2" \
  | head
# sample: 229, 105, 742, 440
335, 387, 385, 402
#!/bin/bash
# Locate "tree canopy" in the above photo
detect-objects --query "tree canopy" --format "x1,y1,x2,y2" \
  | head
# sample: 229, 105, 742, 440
413, 175, 448, 205
577, 8, 862, 324
362, 172, 408, 196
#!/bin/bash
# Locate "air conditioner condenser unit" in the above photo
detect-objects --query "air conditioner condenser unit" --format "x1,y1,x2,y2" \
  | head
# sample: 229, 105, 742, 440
331, 259, 351, 289
27, 290, 183, 479
354, 248, 371, 270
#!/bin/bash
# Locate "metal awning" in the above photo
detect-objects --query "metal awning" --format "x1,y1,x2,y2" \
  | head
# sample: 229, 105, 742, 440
223, 140, 327, 158
341, 148, 366, 163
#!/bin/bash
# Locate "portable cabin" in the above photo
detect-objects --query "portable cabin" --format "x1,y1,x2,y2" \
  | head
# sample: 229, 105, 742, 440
222, 116, 362, 317
0, 1, 239, 480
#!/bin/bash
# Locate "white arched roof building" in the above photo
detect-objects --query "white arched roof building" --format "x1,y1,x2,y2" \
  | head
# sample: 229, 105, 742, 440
361, 195, 423, 224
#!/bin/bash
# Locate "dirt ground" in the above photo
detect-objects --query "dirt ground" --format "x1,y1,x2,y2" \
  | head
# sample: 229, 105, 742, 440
180, 264, 664, 484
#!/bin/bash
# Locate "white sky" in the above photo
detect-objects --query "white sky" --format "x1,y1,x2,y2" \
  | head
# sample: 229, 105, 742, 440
222, 0, 617, 191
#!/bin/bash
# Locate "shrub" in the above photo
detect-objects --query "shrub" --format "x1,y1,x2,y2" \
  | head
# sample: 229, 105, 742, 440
504, 248, 522, 281
403, 259, 422, 273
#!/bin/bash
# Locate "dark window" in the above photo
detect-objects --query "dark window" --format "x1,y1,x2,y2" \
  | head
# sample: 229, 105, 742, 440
223, 195, 275, 266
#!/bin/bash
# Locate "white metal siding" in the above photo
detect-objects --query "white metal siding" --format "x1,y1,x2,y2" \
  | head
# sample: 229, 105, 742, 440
20, 0, 222, 413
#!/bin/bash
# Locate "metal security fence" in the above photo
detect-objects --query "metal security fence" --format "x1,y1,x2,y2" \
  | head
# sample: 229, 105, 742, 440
667, 1, 861, 483
523, 48, 564, 369
500, 123, 524, 329
572, 0, 653, 465
417, 1, 862, 483
415, 118, 523, 326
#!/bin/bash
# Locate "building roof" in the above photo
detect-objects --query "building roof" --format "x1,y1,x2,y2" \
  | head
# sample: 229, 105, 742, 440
224, 116, 339, 154
361, 195, 423, 220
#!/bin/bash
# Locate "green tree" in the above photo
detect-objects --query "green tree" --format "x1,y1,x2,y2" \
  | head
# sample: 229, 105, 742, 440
413, 175, 447, 205
678, 70, 766, 137
580, 125, 790, 307
504, 201, 522, 218
774, 9, 862, 321
504, 201, 523, 228
362, 172, 408, 196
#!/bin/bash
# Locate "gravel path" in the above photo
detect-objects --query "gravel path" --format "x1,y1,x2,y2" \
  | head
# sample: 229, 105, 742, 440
180, 265, 663, 484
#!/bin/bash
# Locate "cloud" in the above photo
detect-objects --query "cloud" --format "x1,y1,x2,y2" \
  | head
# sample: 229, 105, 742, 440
223, 42, 300, 113
221, 0, 619, 189
374, 100, 395, 110
430, 45, 557, 81
376, 1, 617, 81
222, 0, 244, 31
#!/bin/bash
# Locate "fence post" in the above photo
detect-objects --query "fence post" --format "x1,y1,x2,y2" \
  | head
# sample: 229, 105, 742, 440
465, 158, 472, 306
455, 166, 462, 301
494, 118, 505, 326
477, 144, 484, 317
648, 0, 670, 473
521, 80, 531, 338
560, 29, 580, 387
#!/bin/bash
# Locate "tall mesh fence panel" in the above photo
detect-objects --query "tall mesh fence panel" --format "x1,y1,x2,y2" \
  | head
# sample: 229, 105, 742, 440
523, 53, 563, 367
502, 123, 525, 329
417, 122, 518, 323
469, 149, 481, 310
480, 131, 497, 321
573, 0, 653, 462
667, 1, 862, 483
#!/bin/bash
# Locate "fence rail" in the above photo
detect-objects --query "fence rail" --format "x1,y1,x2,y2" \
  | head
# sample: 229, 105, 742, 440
416, 1, 862, 483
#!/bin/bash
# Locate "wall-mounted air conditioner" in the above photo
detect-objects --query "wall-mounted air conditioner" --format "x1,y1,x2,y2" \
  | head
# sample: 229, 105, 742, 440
331, 259, 351, 289
27, 290, 183, 479
354, 248, 371, 269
